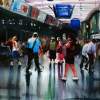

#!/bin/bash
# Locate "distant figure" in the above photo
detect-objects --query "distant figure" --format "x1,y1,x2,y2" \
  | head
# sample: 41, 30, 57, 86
56, 37, 64, 79
11, 36, 20, 59
41, 35, 47, 54
49, 37, 57, 64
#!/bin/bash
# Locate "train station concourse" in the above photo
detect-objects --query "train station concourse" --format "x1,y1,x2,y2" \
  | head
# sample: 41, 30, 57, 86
0, 0, 100, 100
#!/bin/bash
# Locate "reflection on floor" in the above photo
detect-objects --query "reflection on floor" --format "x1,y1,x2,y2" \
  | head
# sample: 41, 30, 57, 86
0, 55, 100, 100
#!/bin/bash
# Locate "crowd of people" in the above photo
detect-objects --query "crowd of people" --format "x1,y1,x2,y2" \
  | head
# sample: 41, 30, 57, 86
2, 31, 99, 82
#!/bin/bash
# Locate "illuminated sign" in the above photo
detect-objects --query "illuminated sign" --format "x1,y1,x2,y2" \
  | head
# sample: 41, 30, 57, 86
70, 18, 80, 31
53, 4, 74, 18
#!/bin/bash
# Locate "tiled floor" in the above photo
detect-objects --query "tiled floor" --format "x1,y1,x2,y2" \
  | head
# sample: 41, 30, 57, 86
0, 55, 100, 100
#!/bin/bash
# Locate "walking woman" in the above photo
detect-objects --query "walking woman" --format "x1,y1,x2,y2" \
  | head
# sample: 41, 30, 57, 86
62, 37, 78, 81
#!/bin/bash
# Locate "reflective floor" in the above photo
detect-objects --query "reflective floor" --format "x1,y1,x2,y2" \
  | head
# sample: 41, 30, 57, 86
0, 55, 100, 100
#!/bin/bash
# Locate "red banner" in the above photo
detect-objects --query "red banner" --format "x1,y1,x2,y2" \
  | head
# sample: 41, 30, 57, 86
31, 7, 39, 20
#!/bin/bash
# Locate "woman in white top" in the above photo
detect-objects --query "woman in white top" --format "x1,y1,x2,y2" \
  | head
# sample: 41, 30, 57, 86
11, 36, 20, 59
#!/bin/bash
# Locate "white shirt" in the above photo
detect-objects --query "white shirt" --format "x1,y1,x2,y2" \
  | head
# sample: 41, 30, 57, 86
82, 43, 88, 58
87, 42, 96, 54
12, 41, 19, 51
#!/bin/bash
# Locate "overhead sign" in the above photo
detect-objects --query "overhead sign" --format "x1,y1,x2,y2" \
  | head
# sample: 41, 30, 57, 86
70, 18, 80, 31
53, 4, 74, 18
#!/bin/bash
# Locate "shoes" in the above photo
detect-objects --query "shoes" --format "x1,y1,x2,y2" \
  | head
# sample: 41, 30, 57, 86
38, 70, 42, 73
72, 77, 79, 81
18, 61, 22, 66
26, 69, 32, 75
61, 77, 67, 81
10, 61, 14, 66
29, 69, 32, 73
85, 67, 88, 71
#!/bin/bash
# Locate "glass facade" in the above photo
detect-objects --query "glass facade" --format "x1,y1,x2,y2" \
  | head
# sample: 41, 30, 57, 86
90, 12, 99, 34
81, 11, 100, 39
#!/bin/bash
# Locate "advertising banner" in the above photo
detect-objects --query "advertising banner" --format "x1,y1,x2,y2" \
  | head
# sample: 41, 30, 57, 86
19, 3, 30, 16
37, 11, 47, 23
0, 0, 13, 10
31, 7, 39, 20
10, 0, 25, 12
45, 15, 57, 25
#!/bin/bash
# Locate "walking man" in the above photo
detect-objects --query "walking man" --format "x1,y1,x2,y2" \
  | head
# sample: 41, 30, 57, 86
26, 32, 42, 74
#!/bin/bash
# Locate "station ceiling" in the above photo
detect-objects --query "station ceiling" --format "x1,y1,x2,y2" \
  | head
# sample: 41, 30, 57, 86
27, 0, 100, 22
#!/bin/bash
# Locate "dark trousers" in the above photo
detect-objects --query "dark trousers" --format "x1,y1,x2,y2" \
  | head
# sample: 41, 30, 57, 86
80, 55, 88, 69
26, 49, 40, 73
88, 54, 94, 73
26, 49, 34, 72
33, 53, 41, 71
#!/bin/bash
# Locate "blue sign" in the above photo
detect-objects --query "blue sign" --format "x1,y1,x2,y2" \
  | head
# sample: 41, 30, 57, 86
70, 18, 80, 31
53, 4, 74, 18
